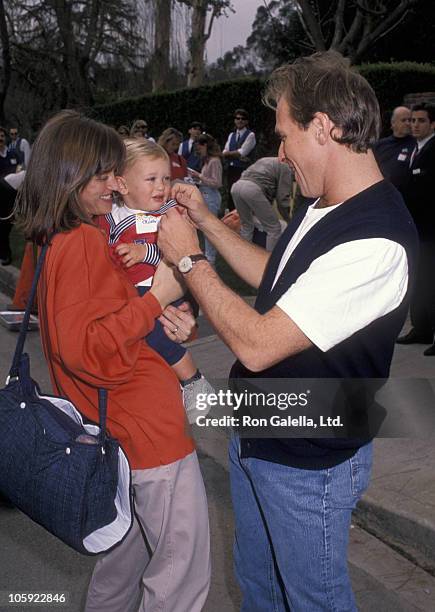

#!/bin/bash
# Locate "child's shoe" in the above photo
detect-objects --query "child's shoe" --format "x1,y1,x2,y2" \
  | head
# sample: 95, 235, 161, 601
182, 374, 214, 424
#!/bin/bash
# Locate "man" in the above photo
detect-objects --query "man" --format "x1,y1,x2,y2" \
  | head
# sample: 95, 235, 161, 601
130, 119, 155, 142
0, 170, 25, 266
178, 121, 203, 171
397, 103, 435, 355
222, 109, 256, 209
373, 106, 414, 191
7, 126, 31, 169
231, 156, 293, 251
0, 128, 19, 177
157, 51, 418, 611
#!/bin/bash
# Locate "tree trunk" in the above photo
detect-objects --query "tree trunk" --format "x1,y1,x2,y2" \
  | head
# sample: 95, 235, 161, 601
152, 0, 171, 92
0, 0, 11, 123
187, 1, 207, 87
47, 0, 94, 106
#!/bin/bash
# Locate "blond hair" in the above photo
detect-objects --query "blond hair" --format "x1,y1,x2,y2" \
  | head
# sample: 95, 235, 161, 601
123, 138, 169, 171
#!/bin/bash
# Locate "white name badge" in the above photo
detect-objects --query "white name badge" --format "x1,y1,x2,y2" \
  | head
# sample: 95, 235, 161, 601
135, 213, 160, 234
412, 168, 421, 175
397, 153, 407, 161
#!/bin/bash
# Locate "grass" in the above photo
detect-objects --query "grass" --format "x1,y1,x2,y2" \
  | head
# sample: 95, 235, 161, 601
9, 226, 257, 298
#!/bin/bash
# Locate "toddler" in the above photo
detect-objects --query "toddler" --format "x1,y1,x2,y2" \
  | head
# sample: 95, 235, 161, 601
98, 138, 212, 423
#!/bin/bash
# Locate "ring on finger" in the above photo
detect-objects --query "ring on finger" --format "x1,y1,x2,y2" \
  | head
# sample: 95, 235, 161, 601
173, 326, 179, 334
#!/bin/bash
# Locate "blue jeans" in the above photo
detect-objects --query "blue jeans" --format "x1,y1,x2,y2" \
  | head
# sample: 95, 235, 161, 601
199, 185, 221, 264
229, 436, 373, 612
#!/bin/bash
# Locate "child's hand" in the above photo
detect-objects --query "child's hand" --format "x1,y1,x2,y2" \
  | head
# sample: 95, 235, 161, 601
114, 242, 147, 268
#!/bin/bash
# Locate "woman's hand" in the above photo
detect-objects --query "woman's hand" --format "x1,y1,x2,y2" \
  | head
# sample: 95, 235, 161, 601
159, 301, 196, 343
149, 259, 185, 309
188, 168, 201, 180
115, 242, 147, 268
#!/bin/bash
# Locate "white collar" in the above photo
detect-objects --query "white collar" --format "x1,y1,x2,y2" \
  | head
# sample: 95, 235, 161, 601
417, 133, 434, 150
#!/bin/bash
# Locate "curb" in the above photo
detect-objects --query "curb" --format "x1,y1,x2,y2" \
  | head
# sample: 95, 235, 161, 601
0, 263, 19, 298
355, 496, 435, 573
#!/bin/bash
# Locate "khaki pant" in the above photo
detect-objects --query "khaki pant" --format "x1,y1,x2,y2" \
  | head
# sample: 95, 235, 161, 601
231, 180, 283, 252
85, 451, 210, 612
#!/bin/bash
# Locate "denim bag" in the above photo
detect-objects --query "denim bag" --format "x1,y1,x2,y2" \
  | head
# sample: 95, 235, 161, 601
0, 245, 133, 554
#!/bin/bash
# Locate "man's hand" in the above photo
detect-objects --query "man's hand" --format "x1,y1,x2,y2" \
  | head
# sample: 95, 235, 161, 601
149, 259, 185, 309
171, 182, 212, 229
158, 208, 201, 266
115, 242, 147, 268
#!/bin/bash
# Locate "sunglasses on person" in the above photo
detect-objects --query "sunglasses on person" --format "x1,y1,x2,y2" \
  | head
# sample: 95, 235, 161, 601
234, 116, 247, 121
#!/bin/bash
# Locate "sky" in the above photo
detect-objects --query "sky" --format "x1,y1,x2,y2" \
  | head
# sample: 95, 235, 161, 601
206, 0, 262, 62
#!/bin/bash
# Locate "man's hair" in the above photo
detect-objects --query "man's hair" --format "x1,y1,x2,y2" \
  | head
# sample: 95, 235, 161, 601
130, 119, 148, 135
123, 137, 169, 170
15, 110, 125, 245
263, 50, 380, 153
412, 103, 435, 123
234, 109, 249, 119
189, 121, 204, 130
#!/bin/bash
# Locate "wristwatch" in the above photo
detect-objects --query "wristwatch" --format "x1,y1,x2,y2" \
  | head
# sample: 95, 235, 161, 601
177, 254, 208, 274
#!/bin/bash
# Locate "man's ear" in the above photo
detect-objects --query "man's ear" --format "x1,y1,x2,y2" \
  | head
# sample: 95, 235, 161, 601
116, 176, 128, 195
312, 113, 333, 145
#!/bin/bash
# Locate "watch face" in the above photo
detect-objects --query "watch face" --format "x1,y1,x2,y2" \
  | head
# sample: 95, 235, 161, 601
178, 256, 193, 274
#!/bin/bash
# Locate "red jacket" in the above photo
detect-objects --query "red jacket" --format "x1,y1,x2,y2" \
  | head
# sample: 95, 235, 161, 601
37, 223, 193, 469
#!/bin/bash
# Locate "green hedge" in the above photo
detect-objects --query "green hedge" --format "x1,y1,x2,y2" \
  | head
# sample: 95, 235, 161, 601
358, 61, 435, 111
88, 62, 435, 155
88, 76, 278, 156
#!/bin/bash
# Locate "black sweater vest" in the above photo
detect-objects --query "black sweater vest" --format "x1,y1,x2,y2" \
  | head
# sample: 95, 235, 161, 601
230, 180, 418, 469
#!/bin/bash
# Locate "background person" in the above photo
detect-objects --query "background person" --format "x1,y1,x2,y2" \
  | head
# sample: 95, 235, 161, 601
397, 102, 435, 355
188, 133, 223, 266
130, 119, 155, 142
8, 126, 31, 169
15, 110, 210, 612
179, 121, 203, 171
222, 109, 256, 209
373, 106, 415, 192
0, 127, 19, 177
231, 156, 293, 252
158, 127, 187, 181
0, 170, 26, 266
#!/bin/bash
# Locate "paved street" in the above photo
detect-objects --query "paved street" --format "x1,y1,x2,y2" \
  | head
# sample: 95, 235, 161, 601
0, 292, 434, 611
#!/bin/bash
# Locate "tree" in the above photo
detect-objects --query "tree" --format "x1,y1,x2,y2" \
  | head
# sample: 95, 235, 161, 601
294, 0, 421, 64
177, 0, 234, 87
152, 0, 172, 92
0, 0, 11, 123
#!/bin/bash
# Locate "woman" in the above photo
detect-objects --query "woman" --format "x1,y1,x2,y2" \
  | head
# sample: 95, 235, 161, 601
15, 110, 210, 612
188, 133, 223, 265
130, 118, 155, 141
158, 127, 187, 181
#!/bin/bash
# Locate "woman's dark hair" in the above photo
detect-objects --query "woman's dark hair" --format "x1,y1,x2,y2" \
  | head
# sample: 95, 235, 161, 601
15, 110, 125, 245
264, 50, 380, 153
197, 133, 221, 157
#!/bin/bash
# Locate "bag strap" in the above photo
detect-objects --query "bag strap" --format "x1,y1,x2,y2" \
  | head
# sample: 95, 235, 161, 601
9, 244, 48, 378
8, 243, 109, 445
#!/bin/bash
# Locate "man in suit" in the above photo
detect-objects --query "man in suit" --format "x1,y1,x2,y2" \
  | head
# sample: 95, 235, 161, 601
397, 103, 435, 354
223, 109, 256, 209
179, 121, 203, 172
374, 106, 415, 192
